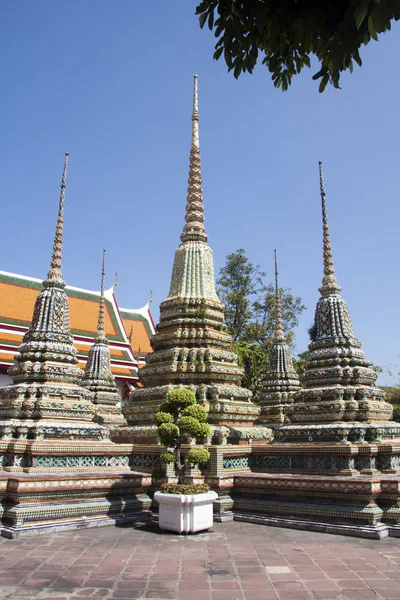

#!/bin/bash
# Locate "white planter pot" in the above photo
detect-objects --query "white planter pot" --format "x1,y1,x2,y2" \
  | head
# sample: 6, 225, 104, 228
154, 490, 218, 534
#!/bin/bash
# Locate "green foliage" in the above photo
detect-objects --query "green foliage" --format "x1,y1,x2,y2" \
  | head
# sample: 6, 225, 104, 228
308, 323, 318, 342
382, 386, 400, 422
217, 249, 265, 342
392, 405, 400, 423
217, 249, 305, 345
160, 388, 196, 414
160, 483, 210, 495
157, 422, 180, 446
183, 404, 208, 422
195, 422, 211, 439
177, 416, 210, 439
217, 249, 305, 392
293, 351, 309, 379
186, 447, 211, 466
152, 467, 166, 481
155, 389, 211, 485
233, 340, 269, 395
154, 412, 173, 427
196, 0, 400, 91
160, 451, 175, 464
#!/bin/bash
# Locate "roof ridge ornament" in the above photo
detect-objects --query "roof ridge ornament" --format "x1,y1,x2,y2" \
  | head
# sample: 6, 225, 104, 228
45, 152, 68, 288
318, 161, 341, 297
181, 74, 208, 244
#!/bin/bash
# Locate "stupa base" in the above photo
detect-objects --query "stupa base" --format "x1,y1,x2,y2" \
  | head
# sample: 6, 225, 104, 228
0, 419, 109, 442
111, 424, 273, 446
0, 438, 138, 472
275, 422, 400, 444
0, 470, 152, 538
111, 425, 159, 444
209, 425, 273, 445
233, 513, 389, 540
231, 472, 400, 539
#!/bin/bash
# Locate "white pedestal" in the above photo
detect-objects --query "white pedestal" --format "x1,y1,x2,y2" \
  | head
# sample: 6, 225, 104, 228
154, 491, 218, 534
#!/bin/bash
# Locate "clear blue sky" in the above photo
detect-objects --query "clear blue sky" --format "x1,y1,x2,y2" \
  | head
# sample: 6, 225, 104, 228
1, 2, 399, 383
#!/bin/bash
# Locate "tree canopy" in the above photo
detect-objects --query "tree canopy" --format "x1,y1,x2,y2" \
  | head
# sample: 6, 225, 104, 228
217, 249, 306, 393
196, 0, 400, 92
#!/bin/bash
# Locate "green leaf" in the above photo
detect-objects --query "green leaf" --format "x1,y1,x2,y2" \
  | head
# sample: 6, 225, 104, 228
368, 15, 379, 40
213, 46, 224, 60
319, 73, 329, 93
198, 12, 208, 29
353, 2, 369, 29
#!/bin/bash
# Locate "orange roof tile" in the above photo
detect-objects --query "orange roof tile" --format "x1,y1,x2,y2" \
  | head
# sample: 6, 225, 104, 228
122, 318, 153, 354
0, 352, 15, 363
69, 296, 117, 338
0, 271, 154, 386
0, 332, 21, 344
0, 282, 39, 325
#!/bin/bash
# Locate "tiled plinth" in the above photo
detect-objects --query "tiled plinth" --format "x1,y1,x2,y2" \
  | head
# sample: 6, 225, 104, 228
0, 471, 152, 538
231, 472, 400, 539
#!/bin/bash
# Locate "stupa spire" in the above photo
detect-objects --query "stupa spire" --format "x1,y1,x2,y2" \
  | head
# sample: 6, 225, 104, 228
96, 249, 107, 341
274, 250, 284, 342
122, 75, 270, 445
181, 74, 207, 244
167, 76, 219, 301
81, 251, 127, 428
46, 152, 68, 287
319, 161, 341, 296
256, 251, 300, 427
284, 162, 394, 435
1, 153, 103, 440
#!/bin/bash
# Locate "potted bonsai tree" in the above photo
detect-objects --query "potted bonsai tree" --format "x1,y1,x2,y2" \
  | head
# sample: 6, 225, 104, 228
153, 388, 217, 533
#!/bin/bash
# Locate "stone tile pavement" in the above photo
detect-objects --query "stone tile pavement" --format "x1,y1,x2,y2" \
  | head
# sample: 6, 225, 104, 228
0, 521, 399, 600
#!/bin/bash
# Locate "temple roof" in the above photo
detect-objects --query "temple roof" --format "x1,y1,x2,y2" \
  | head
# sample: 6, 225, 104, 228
0, 270, 155, 382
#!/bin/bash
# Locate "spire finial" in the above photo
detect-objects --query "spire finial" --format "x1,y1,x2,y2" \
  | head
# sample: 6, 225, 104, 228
46, 153, 68, 286
192, 74, 199, 149
274, 250, 285, 341
318, 162, 341, 296
96, 249, 107, 341
181, 75, 207, 243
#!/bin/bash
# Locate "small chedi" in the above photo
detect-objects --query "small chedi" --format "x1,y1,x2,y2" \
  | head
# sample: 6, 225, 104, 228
283, 162, 398, 443
256, 250, 300, 427
0, 155, 151, 538
231, 163, 400, 540
0, 154, 106, 442
81, 250, 127, 428
120, 76, 270, 444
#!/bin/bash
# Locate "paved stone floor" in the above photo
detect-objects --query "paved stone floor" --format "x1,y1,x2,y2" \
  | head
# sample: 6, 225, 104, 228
0, 521, 399, 600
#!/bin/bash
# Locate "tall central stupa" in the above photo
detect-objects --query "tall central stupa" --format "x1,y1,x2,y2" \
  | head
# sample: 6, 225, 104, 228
120, 76, 269, 444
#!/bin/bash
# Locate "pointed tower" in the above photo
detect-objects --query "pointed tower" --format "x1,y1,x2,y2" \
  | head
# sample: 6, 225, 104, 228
81, 251, 127, 427
285, 162, 394, 439
256, 251, 300, 427
0, 154, 107, 441
121, 76, 269, 444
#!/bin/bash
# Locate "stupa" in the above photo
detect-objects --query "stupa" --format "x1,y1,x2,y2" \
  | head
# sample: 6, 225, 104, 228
282, 162, 398, 443
0, 155, 152, 537
256, 250, 300, 427
119, 76, 270, 444
81, 250, 127, 428
0, 153, 106, 442
230, 163, 400, 539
